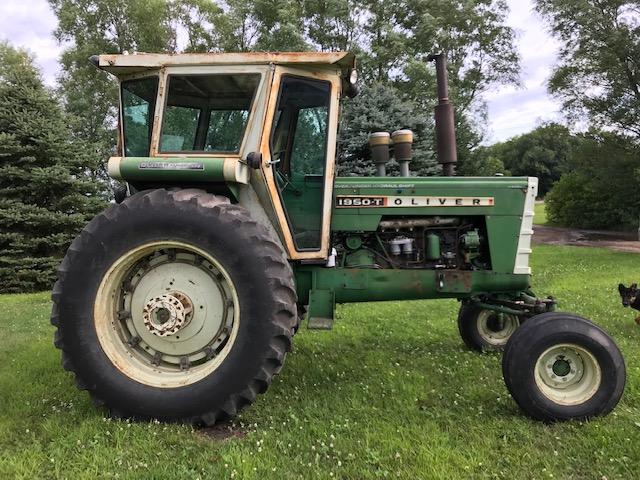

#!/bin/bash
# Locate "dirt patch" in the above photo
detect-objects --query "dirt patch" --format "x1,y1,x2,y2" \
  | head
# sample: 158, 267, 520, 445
533, 225, 640, 254
197, 421, 246, 441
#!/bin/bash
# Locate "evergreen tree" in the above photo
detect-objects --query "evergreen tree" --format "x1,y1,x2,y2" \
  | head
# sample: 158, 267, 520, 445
337, 83, 439, 176
0, 42, 105, 293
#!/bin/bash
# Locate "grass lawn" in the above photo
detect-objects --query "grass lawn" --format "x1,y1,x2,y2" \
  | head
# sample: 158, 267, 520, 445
2, 245, 640, 479
534, 202, 548, 225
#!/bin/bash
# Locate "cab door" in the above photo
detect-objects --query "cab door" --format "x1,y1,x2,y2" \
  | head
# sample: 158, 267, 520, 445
260, 67, 340, 260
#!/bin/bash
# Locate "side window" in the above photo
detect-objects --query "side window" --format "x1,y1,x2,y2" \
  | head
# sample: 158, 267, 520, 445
290, 105, 328, 175
270, 76, 332, 251
121, 77, 158, 157
271, 77, 331, 179
160, 74, 260, 153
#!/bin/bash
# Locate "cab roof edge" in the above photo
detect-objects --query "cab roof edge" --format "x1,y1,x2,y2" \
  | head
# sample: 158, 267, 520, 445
89, 52, 356, 76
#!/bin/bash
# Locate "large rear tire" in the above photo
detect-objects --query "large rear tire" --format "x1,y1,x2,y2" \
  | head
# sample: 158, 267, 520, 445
51, 189, 297, 425
502, 312, 625, 422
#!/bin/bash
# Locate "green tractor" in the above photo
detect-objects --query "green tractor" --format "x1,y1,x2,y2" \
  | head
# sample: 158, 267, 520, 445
52, 51, 625, 424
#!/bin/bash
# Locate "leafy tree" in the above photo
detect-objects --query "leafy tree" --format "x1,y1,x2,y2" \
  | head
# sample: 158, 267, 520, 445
460, 146, 510, 176
358, 0, 408, 82
214, 0, 260, 51
398, 0, 520, 169
304, 0, 363, 52
50, 0, 176, 184
49, 0, 223, 184
401, 0, 520, 110
252, 0, 310, 51
487, 123, 575, 195
536, 0, 640, 138
171, 0, 228, 53
0, 42, 105, 293
545, 131, 640, 229
306, 0, 520, 174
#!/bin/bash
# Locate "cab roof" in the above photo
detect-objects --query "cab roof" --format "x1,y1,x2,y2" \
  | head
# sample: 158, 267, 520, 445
91, 51, 356, 77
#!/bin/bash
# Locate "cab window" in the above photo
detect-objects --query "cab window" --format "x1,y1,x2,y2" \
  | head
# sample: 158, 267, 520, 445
160, 74, 260, 153
121, 77, 158, 157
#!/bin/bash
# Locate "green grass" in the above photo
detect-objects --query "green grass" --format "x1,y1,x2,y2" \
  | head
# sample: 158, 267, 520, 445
534, 202, 548, 225
2, 245, 640, 479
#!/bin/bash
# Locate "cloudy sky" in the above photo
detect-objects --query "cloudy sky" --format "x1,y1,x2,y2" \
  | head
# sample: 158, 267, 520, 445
0, 0, 563, 143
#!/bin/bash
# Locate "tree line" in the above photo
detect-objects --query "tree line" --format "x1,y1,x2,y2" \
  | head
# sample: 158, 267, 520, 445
0, 0, 638, 293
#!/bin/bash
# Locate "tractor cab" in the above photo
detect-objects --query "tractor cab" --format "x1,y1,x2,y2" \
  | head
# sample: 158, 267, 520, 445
95, 52, 355, 260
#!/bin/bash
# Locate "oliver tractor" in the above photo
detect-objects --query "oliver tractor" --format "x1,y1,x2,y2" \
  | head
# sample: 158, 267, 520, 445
52, 51, 625, 424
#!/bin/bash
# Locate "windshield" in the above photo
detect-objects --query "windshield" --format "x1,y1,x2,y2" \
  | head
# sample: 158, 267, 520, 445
160, 73, 260, 153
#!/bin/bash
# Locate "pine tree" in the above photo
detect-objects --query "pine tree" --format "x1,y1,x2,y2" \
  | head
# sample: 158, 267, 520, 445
337, 83, 439, 176
0, 42, 106, 293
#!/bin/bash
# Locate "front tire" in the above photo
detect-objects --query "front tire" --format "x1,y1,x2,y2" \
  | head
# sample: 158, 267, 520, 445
51, 189, 297, 425
502, 312, 625, 422
458, 303, 520, 351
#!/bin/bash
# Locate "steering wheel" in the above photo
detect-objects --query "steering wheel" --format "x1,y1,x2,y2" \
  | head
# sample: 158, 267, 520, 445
271, 150, 301, 196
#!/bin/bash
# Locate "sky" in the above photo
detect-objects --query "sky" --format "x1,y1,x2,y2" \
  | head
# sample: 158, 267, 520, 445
483, 0, 564, 142
0, 0, 563, 143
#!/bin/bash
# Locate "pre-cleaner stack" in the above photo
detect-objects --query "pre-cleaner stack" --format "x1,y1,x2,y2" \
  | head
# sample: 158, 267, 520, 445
367, 129, 414, 177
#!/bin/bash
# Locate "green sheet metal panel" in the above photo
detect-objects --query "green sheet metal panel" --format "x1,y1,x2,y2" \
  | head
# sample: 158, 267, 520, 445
294, 266, 531, 305
332, 176, 528, 219
116, 156, 227, 182
307, 289, 335, 329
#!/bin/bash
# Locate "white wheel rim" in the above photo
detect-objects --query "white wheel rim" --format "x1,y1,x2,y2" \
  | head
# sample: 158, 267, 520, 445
94, 241, 240, 388
534, 343, 602, 405
477, 310, 520, 346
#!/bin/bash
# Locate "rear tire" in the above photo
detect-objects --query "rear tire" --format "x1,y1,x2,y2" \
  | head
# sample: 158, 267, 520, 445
502, 312, 625, 422
458, 303, 520, 351
51, 189, 297, 425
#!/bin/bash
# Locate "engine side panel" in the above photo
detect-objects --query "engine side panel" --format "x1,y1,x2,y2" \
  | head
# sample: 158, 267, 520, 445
331, 176, 535, 274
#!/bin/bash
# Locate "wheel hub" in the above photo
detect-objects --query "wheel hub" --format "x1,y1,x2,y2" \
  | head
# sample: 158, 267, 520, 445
142, 292, 194, 337
534, 343, 601, 405
477, 310, 519, 346
95, 243, 240, 388
540, 347, 583, 388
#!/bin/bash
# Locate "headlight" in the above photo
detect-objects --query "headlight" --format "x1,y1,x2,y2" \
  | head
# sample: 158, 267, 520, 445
349, 69, 358, 85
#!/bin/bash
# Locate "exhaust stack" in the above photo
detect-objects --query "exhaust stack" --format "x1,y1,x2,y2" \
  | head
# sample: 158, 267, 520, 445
428, 53, 457, 176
